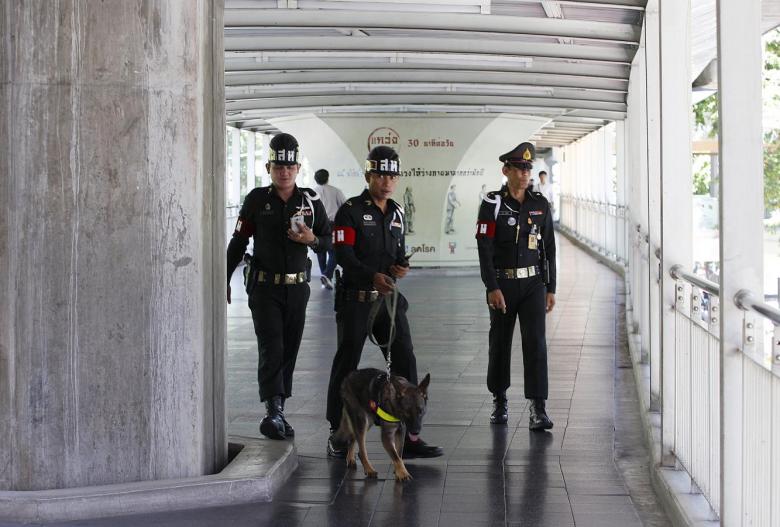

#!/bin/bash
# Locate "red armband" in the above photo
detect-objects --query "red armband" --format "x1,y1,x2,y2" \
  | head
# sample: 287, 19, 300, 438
233, 216, 255, 237
475, 220, 496, 238
333, 226, 356, 246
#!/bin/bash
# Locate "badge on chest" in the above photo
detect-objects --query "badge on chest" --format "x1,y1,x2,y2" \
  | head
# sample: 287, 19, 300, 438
528, 224, 539, 250
362, 213, 377, 227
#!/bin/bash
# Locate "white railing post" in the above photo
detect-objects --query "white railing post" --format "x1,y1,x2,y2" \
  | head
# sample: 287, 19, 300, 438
716, 0, 764, 522
229, 126, 241, 207
246, 130, 256, 191
659, 0, 692, 467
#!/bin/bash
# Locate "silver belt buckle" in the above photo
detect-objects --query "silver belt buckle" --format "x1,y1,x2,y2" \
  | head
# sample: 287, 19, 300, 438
517, 267, 528, 278
257, 271, 266, 283
528, 266, 536, 277
284, 273, 297, 285
369, 291, 379, 301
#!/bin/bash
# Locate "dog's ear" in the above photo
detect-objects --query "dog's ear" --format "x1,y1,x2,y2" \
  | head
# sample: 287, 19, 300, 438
418, 373, 431, 393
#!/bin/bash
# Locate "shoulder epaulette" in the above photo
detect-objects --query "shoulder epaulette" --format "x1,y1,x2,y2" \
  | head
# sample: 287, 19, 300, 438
482, 191, 500, 204
301, 187, 320, 200
390, 199, 404, 215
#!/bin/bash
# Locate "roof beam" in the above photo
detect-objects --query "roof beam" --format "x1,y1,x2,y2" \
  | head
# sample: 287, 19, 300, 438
225, 69, 628, 91
224, 57, 631, 79
226, 83, 627, 103
223, 9, 641, 43
227, 105, 626, 122
226, 94, 626, 112
224, 35, 635, 63
545, 0, 646, 7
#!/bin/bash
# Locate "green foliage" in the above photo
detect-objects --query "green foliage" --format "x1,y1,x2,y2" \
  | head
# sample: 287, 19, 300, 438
765, 129, 780, 213
693, 94, 719, 138
692, 156, 711, 195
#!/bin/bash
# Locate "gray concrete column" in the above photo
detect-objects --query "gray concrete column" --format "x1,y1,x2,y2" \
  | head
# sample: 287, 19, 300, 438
0, 0, 226, 491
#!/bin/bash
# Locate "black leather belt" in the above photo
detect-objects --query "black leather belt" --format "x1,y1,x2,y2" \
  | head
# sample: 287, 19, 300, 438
496, 266, 539, 279
256, 271, 307, 285
342, 289, 380, 302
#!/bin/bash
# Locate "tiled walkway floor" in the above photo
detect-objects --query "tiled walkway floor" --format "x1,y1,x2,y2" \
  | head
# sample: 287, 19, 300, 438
48, 235, 670, 527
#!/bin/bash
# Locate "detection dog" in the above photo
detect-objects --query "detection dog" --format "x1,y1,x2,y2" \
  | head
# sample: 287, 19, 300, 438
332, 368, 431, 481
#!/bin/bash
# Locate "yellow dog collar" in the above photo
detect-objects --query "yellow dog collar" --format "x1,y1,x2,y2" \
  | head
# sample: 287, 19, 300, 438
369, 400, 400, 423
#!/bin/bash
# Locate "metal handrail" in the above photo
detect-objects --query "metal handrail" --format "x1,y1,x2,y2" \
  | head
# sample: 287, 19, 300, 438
734, 290, 780, 325
669, 264, 720, 296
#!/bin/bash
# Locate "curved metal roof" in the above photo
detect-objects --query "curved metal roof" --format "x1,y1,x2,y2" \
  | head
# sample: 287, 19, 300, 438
224, 0, 645, 146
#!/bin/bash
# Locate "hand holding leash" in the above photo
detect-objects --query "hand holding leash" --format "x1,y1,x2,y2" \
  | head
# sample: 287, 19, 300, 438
373, 273, 396, 295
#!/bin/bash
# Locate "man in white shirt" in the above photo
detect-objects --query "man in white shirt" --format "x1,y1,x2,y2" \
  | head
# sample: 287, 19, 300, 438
314, 169, 346, 289
537, 171, 555, 219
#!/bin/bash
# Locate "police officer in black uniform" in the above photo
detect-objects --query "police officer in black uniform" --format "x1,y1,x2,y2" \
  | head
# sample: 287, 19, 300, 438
325, 145, 443, 459
227, 133, 331, 440
475, 142, 556, 430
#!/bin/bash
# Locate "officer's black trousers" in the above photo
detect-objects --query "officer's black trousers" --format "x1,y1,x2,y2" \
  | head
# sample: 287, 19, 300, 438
488, 276, 548, 400
326, 294, 417, 429
249, 282, 310, 402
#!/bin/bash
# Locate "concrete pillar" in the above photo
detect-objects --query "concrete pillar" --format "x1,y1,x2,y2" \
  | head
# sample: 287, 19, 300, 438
0, 0, 226, 491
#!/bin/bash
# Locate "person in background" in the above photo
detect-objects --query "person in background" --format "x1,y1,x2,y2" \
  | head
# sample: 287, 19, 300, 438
314, 169, 346, 290
537, 171, 555, 219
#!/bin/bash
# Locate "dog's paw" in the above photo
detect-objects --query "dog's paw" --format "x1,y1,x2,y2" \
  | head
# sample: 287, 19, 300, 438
364, 468, 378, 478
395, 469, 413, 482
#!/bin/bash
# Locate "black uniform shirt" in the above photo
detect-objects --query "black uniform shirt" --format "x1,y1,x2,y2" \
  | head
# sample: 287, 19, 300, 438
475, 186, 557, 294
333, 189, 406, 290
227, 185, 331, 283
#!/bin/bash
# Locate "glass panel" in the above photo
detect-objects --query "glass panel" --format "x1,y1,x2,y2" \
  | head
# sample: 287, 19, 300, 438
762, 27, 780, 310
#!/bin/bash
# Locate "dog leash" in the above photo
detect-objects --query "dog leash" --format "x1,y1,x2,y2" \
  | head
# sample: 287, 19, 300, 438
367, 285, 399, 378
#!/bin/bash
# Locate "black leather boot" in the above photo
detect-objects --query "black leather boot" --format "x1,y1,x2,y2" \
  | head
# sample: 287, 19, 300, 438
529, 399, 553, 431
259, 395, 286, 440
327, 429, 347, 458
490, 392, 508, 425
280, 398, 294, 437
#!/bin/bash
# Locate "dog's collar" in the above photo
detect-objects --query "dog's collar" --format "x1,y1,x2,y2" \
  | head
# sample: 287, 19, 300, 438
369, 399, 400, 422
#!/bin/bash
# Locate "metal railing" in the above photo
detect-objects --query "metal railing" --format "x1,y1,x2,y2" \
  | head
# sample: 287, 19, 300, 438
559, 194, 628, 264
668, 265, 721, 513
542, 192, 780, 524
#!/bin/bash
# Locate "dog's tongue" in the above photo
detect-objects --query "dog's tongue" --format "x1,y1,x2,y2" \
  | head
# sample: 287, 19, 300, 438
408, 433, 419, 442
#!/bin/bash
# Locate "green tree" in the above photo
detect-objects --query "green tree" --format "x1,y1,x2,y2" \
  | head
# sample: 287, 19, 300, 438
691, 28, 780, 214
765, 129, 780, 213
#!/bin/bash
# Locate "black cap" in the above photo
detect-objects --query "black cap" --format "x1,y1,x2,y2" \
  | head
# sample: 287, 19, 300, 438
365, 145, 400, 175
499, 142, 535, 169
268, 133, 300, 165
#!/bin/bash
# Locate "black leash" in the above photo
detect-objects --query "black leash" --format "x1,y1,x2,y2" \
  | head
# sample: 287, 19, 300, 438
367, 286, 399, 378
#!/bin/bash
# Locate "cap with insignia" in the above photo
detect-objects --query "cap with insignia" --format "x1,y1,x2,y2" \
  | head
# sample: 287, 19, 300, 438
268, 133, 300, 166
498, 142, 535, 169
365, 145, 400, 175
